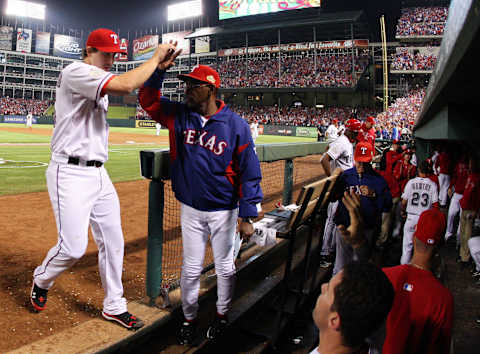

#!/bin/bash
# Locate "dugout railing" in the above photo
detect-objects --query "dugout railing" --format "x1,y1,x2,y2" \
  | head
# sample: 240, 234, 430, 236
139, 142, 328, 305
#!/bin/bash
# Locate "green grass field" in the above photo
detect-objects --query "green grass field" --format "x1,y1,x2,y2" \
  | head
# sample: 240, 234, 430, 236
0, 124, 315, 196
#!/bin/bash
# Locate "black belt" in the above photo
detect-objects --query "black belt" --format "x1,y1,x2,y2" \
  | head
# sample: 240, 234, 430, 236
67, 156, 103, 167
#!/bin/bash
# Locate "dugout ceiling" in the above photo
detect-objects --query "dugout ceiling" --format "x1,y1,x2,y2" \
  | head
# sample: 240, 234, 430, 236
414, 0, 480, 150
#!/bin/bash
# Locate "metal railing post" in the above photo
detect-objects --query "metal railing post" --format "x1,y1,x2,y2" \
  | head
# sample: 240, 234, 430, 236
146, 179, 164, 305
282, 159, 294, 205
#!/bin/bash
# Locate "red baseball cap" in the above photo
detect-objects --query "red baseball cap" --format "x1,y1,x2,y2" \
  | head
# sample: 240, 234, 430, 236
393, 139, 399, 144
178, 65, 220, 88
345, 118, 362, 132
354, 141, 374, 162
86, 28, 126, 54
414, 208, 446, 246
332, 119, 338, 124
366, 116, 376, 124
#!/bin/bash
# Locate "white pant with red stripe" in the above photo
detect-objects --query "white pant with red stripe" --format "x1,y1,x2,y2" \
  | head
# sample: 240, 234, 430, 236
468, 236, 480, 272
180, 203, 238, 320
401, 214, 420, 265
438, 173, 451, 206
446, 192, 462, 241
33, 161, 127, 315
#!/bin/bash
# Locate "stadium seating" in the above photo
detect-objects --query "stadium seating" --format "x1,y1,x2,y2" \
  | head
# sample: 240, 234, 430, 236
0, 97, 51, 116
396, 7, 448, 37
391, 48, 437, 71
218, 54, 368, 89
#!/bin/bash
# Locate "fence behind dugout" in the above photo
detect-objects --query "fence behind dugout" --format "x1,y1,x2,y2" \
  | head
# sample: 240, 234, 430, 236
139, 142, 329, 304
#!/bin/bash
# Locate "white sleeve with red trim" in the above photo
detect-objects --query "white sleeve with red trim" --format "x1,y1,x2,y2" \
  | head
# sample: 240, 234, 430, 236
66, 62, 114, 105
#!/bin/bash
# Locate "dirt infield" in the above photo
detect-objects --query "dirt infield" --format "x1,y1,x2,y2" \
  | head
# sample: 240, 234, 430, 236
1, 126, 170, 145
0, 125, 325, 351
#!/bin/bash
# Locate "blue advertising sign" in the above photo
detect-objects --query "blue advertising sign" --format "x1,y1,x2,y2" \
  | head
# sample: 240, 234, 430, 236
53, 34, 82, 59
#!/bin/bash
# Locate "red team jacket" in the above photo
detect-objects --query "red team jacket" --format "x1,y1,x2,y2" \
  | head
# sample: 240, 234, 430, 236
393, 159, 417, 192
382, 265, 454, 354
435, 151, 451, 175
385, 150, 403, 174
377, 169, 401, 198
459, 172, 480, 211
450, 161, 469, 195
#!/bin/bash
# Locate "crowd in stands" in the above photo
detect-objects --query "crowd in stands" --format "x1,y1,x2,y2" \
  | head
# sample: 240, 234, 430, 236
233, 105, 378, 127
396, 7, 448, 37
391, 48, 438, 71
0, 97, 51, 116
218, 54, 368, 88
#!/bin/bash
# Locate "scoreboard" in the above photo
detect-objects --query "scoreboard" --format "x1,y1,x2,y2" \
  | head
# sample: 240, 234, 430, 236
219, 0, 322, 20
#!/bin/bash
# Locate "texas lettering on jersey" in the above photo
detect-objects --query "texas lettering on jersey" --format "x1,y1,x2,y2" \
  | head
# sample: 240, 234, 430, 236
183, 129, 228, 156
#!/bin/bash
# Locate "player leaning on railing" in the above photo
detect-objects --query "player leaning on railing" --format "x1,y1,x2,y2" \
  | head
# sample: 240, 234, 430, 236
139, 59, 263, 344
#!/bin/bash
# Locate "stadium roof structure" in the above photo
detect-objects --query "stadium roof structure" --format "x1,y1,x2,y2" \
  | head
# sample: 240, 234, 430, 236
414, 0, 480, 147
185, 10, 369, 49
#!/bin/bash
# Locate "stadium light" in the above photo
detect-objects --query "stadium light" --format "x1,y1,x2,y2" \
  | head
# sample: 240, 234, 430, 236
168, 0, 202, 21
5, 0, 46, 20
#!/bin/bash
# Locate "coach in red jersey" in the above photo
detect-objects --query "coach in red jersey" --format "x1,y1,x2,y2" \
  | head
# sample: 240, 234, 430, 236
372, 208, 453, 354
459, 156, 480, 265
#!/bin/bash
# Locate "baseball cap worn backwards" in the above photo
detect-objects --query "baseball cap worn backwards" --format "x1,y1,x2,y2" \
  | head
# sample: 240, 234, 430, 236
414, 208, 446, 246
354, 141, 374, 162
178, 65, 220, 88
86, 28, 126, 54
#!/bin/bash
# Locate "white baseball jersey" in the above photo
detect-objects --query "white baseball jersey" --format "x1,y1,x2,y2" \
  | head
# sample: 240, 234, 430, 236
51, 61, 114, 163
250, 122, 259, 141
26, 113, 33, 125
402, 177, 439, 215
325, 124, 339, 142
326, 135, 354, 171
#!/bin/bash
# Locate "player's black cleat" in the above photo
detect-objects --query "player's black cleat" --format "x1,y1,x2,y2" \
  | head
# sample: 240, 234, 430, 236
178, 320, 197, 345
31, 282, 48, 312
206, 316, 228, 340
102, 311, 144, 330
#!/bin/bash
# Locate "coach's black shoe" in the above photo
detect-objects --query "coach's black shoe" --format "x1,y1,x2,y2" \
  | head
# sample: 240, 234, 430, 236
178, 320, 197, 345
206, 316, 228, 340
102, 311, 144, 330
31, 282, 48, 312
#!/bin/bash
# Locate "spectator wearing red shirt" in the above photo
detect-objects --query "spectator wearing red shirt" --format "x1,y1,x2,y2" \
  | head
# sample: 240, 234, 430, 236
459, 156, 480, 265
446, 157, 469, 242
435, 149, 452, 207
375, 208, 453, 354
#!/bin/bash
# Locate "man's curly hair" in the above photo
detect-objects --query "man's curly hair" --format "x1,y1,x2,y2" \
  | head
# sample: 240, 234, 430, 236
331, 262, 394, 348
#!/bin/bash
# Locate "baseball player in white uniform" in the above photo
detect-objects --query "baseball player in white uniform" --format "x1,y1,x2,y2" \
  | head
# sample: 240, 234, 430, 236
30, 28, 180, 330
400, 161, 439, 264
155, 122, 161, 136
318, 119, 362, 267
250, 119, 259, 144
26, 112, 33, 129
325, 119, 339, 143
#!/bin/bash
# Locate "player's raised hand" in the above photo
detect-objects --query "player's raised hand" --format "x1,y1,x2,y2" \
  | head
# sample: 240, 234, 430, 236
157, 40, 182, 71
337, 191, 365, 248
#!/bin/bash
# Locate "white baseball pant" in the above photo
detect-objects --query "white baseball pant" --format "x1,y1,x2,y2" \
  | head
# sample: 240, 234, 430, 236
34, 161, 127, 315
401, 214, 420, 265
438, 173, 450, 206
180, 203, 238, 320
468, 236, 480, 272
320, 201, 338, 256
446, 192, 462, 241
